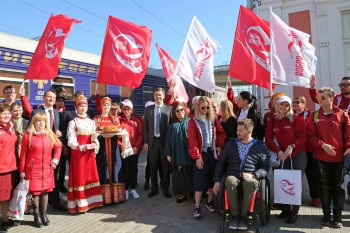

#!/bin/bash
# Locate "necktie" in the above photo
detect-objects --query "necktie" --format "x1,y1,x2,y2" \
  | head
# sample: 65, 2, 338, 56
155, 106, 161, 135
48, 109, 54, 131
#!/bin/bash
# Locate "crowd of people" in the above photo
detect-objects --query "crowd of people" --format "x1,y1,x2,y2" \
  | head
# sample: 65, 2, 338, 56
0, 75, 350, 232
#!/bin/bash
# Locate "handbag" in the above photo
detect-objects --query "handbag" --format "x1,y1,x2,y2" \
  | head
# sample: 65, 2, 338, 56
8, 179, 30, 220
273, 158, 302, 205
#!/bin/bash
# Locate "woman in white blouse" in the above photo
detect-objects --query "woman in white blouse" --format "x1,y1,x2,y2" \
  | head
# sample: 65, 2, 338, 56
66, 95, 103, 214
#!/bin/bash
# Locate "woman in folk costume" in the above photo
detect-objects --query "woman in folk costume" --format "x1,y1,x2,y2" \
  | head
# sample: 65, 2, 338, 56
20, 112, 62, 228
67, 95, 103, 213
94, 97, 125, 204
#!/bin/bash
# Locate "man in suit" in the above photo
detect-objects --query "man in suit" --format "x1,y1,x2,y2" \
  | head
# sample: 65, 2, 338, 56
20, 88, 67, 211
143, 87, 172, 198
2, 85, 17, 106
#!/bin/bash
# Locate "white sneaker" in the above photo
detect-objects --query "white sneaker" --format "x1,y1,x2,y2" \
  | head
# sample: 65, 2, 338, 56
125, 190, 129, 200
228, 218, 239, 230
131, 189, 139, 199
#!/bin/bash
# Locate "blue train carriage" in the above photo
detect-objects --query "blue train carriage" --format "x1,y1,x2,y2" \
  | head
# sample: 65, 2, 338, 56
0, 32, 171, 116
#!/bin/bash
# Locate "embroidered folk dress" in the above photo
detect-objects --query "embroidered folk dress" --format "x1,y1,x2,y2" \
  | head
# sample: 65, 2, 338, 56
94, 115, 125, 204
67, 116, 103, 213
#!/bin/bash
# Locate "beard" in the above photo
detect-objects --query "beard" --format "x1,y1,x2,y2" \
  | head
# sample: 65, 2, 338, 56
341, 89, 350, 95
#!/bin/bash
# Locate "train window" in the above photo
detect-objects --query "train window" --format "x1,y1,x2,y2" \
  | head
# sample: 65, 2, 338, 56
90, 80, 107, 102
52, 76, 75, 101
0, 70, 29, 99
143, 86, 153, 103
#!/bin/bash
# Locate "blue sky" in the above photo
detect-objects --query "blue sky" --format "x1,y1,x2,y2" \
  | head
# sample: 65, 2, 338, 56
0, 0, 247, 69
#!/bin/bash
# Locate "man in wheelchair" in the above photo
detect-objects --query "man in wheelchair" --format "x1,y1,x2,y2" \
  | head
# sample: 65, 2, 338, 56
213, 119, 269, 230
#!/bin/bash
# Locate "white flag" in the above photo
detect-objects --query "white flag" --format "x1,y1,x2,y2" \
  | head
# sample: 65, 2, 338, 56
270, 9, 317, 87
174, 16, 221, 92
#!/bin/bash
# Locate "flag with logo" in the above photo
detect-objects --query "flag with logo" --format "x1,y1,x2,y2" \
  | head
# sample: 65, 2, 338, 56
174, 16, 221, 92
270, 9, 317, 87
25, 14, 80, 80
229, 5, 271, 90
156, 44, 189, 102
97, 15, 152, 88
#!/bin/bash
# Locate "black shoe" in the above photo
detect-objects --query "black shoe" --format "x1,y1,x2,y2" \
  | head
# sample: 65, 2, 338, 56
322, 214, 332, 226
1, 219, 20, 228
176, 195, 187, 203
148, 190, 158, 198
53, 204, 68, 212
41, 212, 50, 226
277, 210, 290, 219
34, 213, 43, 228
59, 185, 68, 193
143, 182, 150, 191
285, 213, 298, 224
163, 190, 171, 198
0, 226, 7, 233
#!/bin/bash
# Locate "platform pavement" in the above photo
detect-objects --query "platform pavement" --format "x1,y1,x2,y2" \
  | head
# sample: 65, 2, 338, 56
5, 152, 350, 233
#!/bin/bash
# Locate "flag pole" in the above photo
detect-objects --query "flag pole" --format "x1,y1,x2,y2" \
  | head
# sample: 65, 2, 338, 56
20, 81, 25, 89
269, 6, 273, 93
95, 82, 99, 93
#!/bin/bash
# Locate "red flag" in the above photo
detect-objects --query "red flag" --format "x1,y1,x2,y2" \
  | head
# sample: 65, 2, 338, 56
229, 5, 271, 90
97, 16, 152, 88
156, 44, 189, 103
25, 14, 80, 80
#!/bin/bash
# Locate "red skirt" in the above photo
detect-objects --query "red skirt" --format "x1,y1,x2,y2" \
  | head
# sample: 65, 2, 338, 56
0, 171, 18, 201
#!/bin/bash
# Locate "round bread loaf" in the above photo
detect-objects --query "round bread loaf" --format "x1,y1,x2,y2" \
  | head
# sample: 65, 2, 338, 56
103, 125, 119, 133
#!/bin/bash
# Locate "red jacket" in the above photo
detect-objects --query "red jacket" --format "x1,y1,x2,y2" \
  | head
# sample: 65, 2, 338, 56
265, 113, 306, 157
118, 114, 143, 154
0, 123, 18, 173
296, 110, 312, 153
188, 117, 226, 160
307, 106, 350, 162
20, 132, 62, 192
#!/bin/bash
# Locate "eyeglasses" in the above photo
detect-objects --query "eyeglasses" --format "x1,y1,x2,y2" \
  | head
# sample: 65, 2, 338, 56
338, 83, 350, 88
4, 92, 14, 95
176, 108, 184, 113
111, 108, 117, 111
201, 107, 210, 110
292, 100, 301, 104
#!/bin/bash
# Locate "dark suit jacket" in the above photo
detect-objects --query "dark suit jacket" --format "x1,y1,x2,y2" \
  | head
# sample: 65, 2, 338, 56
22, 118, 29, 133
143, 104, 171, 148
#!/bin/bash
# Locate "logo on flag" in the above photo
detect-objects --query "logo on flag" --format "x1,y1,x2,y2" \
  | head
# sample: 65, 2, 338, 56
246, 26, 270, 71
112, 34, 144, 73
194, 39, 213, 80
45, 29, 67, 59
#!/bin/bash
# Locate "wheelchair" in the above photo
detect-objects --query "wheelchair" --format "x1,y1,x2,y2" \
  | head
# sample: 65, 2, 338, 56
217, 175, 271, 233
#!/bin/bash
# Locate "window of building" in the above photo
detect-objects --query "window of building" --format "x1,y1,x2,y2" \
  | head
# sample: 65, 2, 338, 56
143, 86, 153, 103
0, 70, 29, 99
90, 80, 107, 102
51, 76, 75, 100
342, 11, 350, 76
232, 85, 253, 97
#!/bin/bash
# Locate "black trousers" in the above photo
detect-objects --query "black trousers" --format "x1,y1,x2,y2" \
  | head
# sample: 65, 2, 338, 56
58, 151, 67, 188
315, 159, 345, 216
145, 153, 151, 182
304, 152, 320, 199
124, 154, 139, 189
49, 162, 61, 205
148, 137, 170, 192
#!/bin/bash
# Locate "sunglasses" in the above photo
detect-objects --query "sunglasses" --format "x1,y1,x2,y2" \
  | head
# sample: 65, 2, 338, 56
338, 83, 350, 88
201, 106, 210, 110
176, 108, 184, 113
317, 95, 327, 100
292, 100, 302, 104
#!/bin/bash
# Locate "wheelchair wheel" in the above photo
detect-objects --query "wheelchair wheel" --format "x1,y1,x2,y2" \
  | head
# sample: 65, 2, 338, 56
218, 176, 229, 233
259, 178, 271, 225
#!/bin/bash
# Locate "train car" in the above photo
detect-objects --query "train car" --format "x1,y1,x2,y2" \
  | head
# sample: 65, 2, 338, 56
0, 32, 168, 116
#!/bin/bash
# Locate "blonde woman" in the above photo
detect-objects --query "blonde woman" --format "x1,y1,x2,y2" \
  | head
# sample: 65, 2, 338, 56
220, 100, 237, 139
188, 96, 226, 218
20, 112, 62, 228
265, 96, 306, 224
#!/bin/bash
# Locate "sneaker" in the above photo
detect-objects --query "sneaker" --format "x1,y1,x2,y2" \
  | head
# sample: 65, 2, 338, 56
131, 189, 140, 199
206, 201, 217, 213
237, 217, 248, 230
228, 218, 239, 230
125, 190, 129, 200
333, 220, 343, 228
312, 198, 321, 207
322, 214, 332, 226
193, 206, 202, 218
